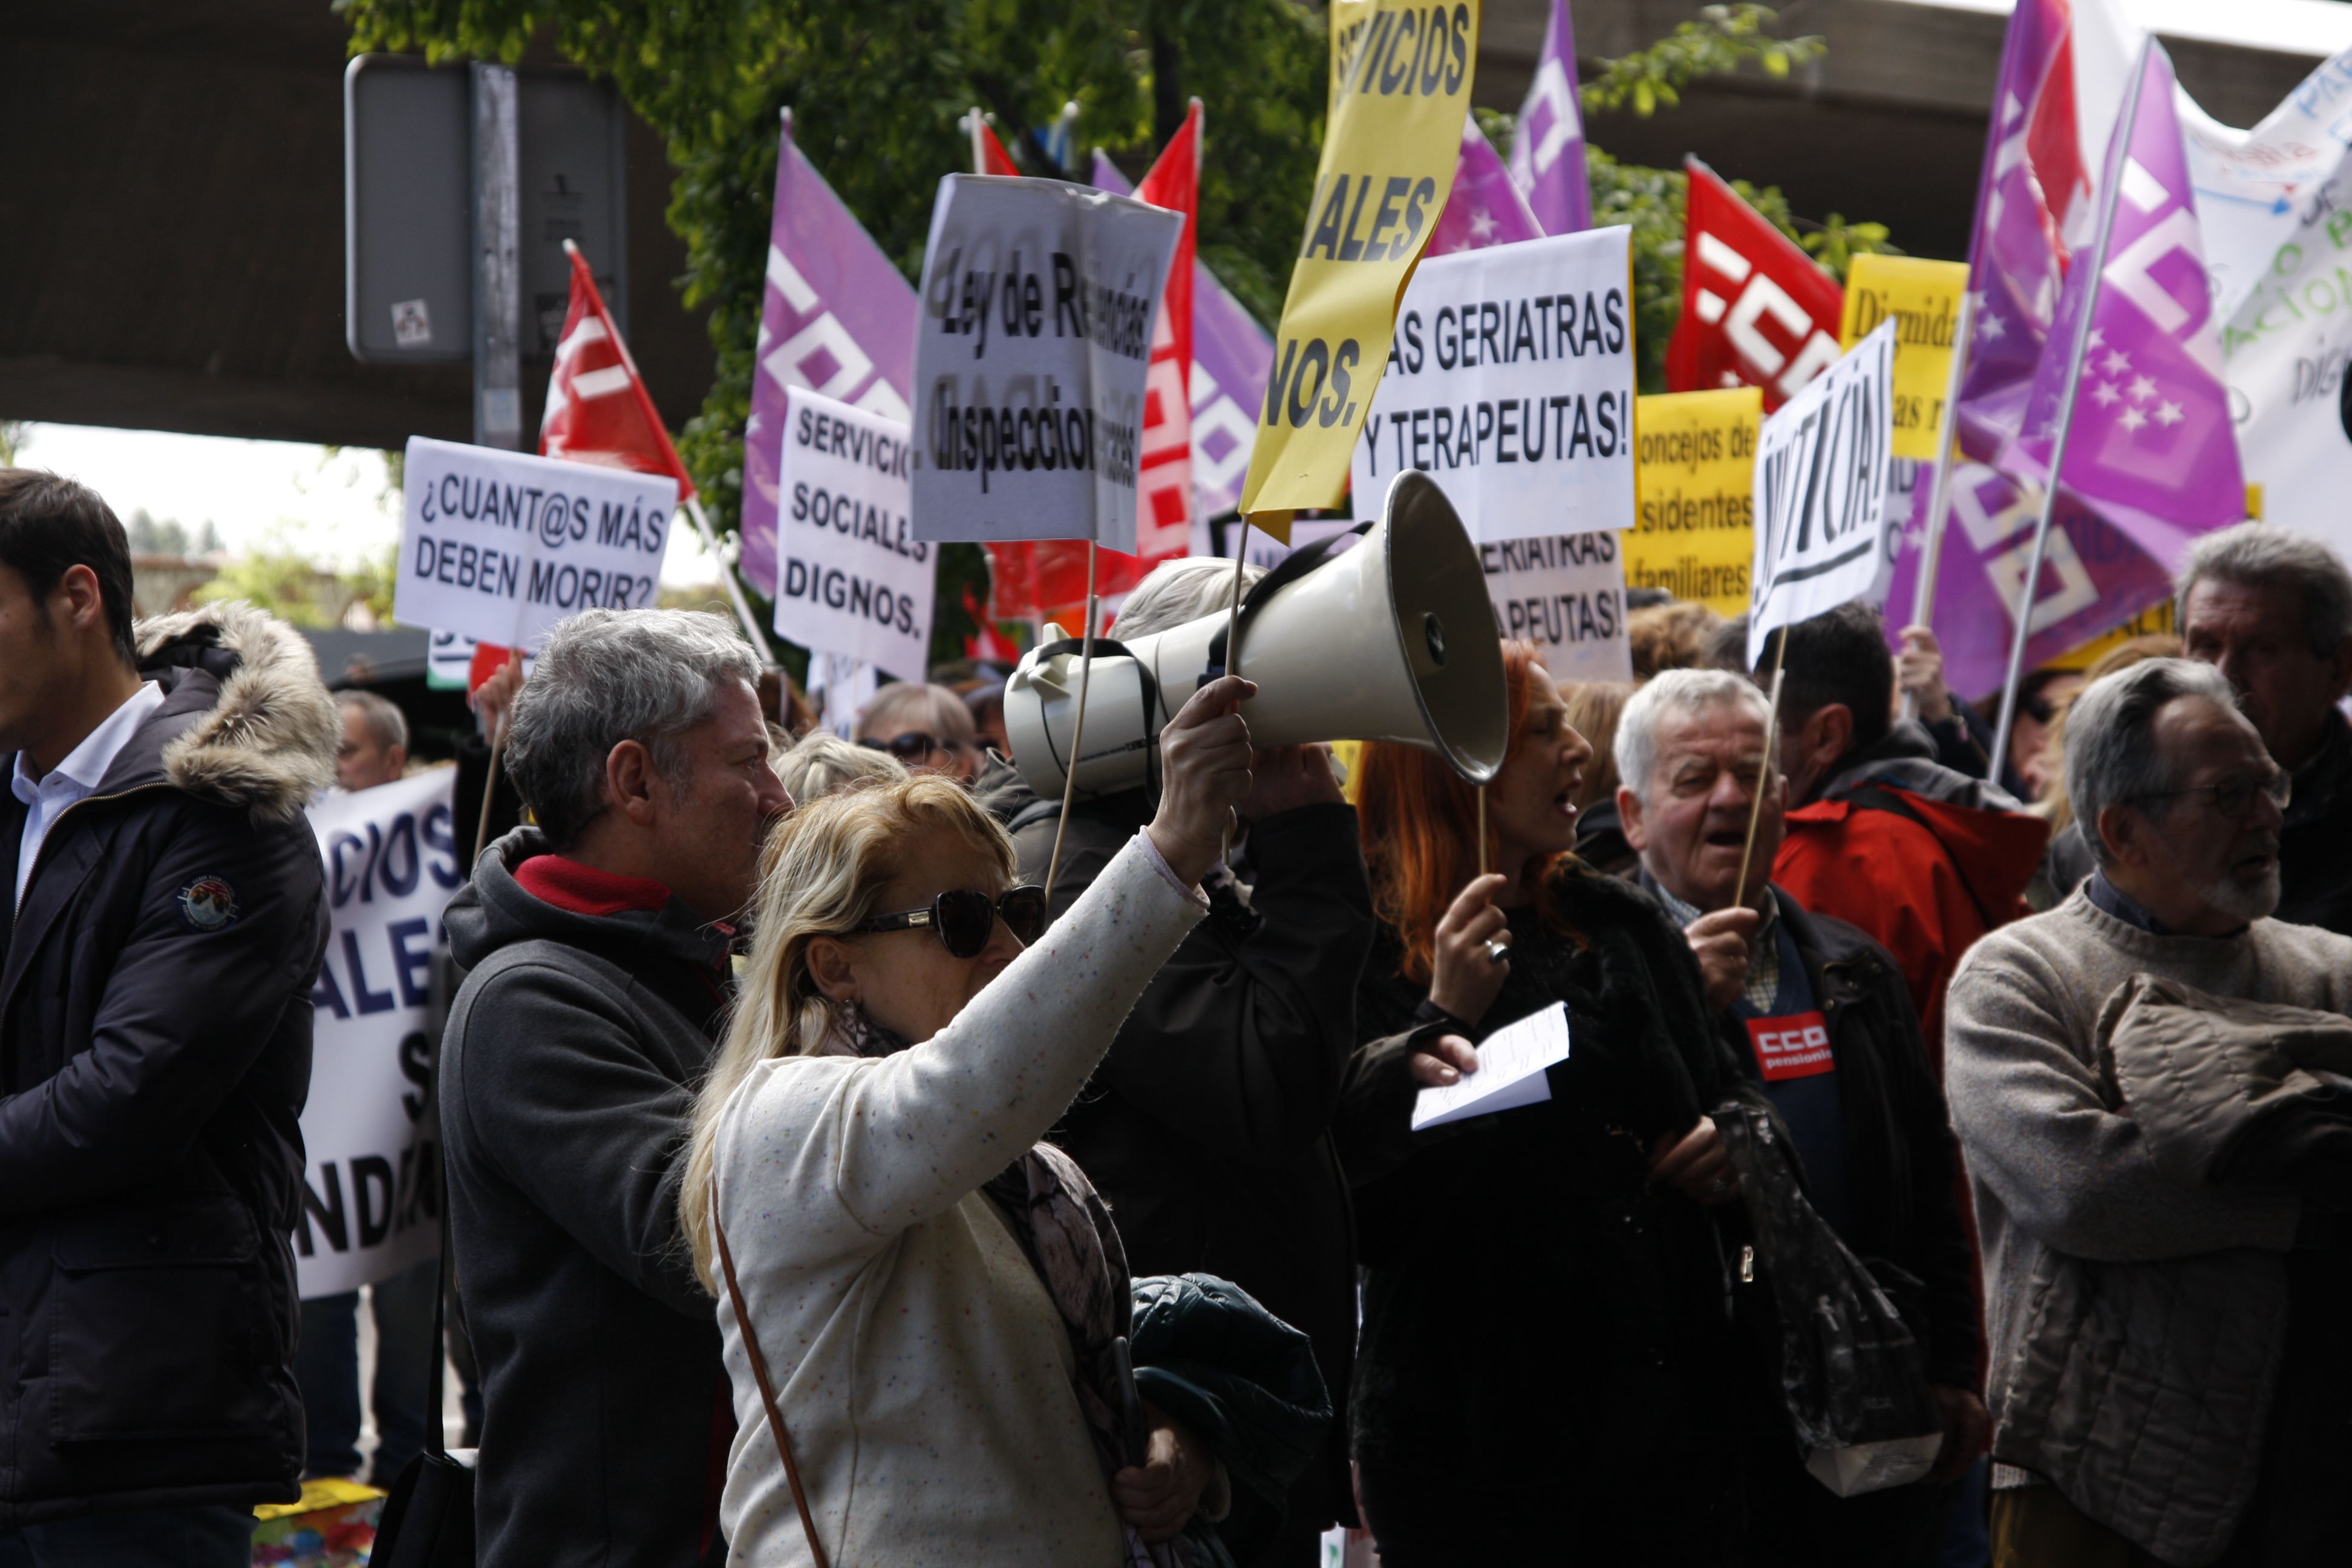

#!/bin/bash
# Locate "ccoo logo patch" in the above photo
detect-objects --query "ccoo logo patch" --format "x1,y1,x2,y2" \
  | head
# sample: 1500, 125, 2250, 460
177, 875, 240, 933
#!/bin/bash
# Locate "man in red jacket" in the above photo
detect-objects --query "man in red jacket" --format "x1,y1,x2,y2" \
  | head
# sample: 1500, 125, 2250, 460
1760, 603, 2048, 1079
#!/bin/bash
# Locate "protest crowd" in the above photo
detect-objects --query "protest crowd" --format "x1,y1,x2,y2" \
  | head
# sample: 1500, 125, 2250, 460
15, 2, 2352, 1567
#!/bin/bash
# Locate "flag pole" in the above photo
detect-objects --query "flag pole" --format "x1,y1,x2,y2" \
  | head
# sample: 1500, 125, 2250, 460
682, 494, 774, 655
556, 237, 773, 661
1900, 289, 1976, 720
1042, 541, 1102, 907
1734, 627, 1789, 903
1990, 38, 2151, 788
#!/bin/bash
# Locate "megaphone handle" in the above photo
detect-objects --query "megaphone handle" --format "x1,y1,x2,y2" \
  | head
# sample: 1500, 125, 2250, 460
1042, 541, 1103, 907
1217, 546, 1249, 866
1477, 786, 1489, 878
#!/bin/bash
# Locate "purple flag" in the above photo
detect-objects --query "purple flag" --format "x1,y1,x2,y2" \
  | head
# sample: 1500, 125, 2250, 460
2003, 41, 2244, 560
740, 118, 918, 596
1428, 117, 1547, 257
1091, 151, 1273, 524
1509, 0, 1592, 234
1884, 462, 2174, 702
1956, 0, 2139, 460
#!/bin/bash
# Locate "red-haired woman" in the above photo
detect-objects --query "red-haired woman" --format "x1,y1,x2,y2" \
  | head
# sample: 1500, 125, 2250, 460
1338, 642, 1749, 1564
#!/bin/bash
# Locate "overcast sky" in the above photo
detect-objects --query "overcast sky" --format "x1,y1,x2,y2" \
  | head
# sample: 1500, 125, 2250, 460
11, 422, 722, 586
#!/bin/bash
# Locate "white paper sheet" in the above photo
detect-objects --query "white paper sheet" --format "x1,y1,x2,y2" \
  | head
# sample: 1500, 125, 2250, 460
1410, 1002, 1572, 1132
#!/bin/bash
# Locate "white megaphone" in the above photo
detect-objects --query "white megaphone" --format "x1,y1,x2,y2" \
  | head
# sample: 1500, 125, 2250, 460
1004, 469, 1508, 800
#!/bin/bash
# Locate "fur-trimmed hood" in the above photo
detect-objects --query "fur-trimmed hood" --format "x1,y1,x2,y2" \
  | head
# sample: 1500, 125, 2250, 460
127, 600, 338, 825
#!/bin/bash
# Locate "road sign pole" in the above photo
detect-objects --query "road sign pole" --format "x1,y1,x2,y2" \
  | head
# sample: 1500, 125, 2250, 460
471, 63, 522, 449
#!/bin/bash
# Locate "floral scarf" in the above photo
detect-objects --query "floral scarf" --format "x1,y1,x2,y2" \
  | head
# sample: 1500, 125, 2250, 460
824, 1007, 1174, 1567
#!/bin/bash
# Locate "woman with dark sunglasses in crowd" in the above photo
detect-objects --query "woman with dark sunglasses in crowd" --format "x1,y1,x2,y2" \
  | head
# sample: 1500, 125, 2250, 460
681, 677, 1256, 1567
855, 679, 984, 782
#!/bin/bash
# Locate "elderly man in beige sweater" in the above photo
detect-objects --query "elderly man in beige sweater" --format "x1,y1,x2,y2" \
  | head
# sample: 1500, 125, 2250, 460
1947, 658, 2352, 1568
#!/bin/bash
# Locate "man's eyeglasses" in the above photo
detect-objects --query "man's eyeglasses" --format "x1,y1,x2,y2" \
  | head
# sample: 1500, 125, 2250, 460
2129, 771, 2292, 821
861, 732, 960, 765
849, 886, 1048, 958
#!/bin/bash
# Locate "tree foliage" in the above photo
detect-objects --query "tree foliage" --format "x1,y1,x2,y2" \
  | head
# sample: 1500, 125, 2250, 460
335, 0, 1893, 643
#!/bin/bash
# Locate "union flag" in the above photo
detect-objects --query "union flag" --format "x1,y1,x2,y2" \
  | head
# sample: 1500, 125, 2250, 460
1665, 160, 1844, 414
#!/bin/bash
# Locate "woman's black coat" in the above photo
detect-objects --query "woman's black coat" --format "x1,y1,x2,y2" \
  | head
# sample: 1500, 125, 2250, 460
1338, 860, 1749, 1562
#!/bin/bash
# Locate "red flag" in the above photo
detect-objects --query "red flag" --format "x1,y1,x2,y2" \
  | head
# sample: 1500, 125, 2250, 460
997, 106, 1203, 627
1665, 160, 1844, 413
540, 241, 696, 497
961, 584, 1024, 663
973, 116, 1022, 177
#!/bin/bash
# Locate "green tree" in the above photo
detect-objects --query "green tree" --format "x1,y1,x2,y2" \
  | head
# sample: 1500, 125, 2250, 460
337, 0, 1888, 645
0, 423, 23, 468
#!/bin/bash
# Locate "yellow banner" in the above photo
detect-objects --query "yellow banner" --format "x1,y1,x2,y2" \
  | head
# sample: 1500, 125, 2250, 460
1238, 0, 1481, 539
1625, 388, 1759, 616
1838, 254, 1970, 462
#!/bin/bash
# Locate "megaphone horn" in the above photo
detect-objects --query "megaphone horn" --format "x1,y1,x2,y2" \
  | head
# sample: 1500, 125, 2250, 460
1004, 471, 1508, 801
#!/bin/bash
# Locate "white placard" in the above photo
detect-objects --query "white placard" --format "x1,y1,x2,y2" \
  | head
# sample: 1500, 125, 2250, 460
295, 769, 464, 1298
910, 175, 1184, 552
1746, 321, 1898, 666
1484, 531, 1633, 683
773, 388, 933, 680
1351, 228, 1636, 542
394, 436, 678, 651
1412, 1002, 1573, 1131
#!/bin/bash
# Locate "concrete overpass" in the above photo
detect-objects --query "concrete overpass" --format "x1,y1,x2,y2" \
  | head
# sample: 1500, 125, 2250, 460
1, 1, 2343, 452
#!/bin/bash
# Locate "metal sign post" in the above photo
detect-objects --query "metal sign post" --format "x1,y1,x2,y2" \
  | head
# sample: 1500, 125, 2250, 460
470, 64, 523, 450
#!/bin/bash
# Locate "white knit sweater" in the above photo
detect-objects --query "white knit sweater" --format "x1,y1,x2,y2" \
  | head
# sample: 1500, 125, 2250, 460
708, 835, 1205, 1567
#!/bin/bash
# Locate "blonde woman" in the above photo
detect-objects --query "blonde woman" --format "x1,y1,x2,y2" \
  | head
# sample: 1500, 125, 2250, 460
684, 677, 1256, 1566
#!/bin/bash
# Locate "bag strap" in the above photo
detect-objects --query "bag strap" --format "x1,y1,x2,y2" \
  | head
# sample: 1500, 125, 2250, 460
712, 1181, 832, 1568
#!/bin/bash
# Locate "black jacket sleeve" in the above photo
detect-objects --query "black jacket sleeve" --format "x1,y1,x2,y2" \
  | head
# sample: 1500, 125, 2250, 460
445, 957, 710, 1319
1034, 802, 1377, 1167
0, 805, 325, 1213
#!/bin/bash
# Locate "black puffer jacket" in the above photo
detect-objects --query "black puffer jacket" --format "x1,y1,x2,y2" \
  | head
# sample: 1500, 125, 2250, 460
980, 759, 1374, 1541
0, 603, 338, 1524
442, 828, 736, 1568
1338, 861, 1747, 1562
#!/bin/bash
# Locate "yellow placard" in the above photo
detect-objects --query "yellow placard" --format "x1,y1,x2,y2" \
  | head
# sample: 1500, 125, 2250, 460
1838, 254, 1970, 462
1625, 388, 1760, 616
1238, 0, 1481, 540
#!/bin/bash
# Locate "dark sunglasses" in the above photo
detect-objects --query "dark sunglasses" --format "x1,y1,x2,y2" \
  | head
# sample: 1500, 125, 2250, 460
851, 885, 1048, 957
861, 732, 958, 763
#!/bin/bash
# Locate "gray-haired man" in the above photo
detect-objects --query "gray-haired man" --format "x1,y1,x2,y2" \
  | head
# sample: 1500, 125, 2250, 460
1947, 658, 2352, 1566
2177, 523, 2352, 934
441, 609, 791, 1568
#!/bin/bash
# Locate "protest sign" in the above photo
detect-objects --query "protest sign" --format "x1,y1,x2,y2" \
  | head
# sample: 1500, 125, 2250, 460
1627, 388, 1759, 615
395, 436, 676, 652
1239, 0, 1481, 534
1483, 531, 1632, 681
2216, 48, 2352, 570
1350, 227, 1635, 541
774, 387, 932, 680
909, 176, 1184, 551
1747, 322, 1897, 665
296, 770, 463, 1298
1838, 255, 1969, 462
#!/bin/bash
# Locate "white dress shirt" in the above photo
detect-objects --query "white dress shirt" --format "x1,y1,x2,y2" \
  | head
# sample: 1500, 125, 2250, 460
13, 681, 165, 909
